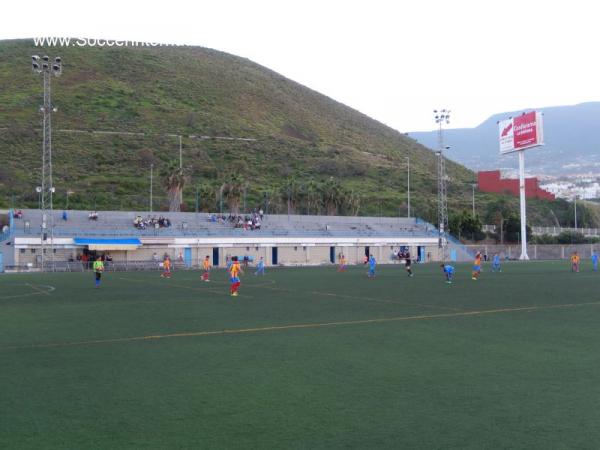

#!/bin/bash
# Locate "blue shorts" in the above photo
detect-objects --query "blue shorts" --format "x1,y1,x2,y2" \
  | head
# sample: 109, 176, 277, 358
472, 265, 480, 272
230, 277, 240, 283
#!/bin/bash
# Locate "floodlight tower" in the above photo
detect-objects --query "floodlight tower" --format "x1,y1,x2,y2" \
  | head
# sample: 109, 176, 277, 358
32, 55, 62, 271
434, 109, 450, 260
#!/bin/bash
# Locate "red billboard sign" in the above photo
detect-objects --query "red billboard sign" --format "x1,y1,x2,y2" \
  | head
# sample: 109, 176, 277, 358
498, 111, 544, 154
513, 111, 538, 150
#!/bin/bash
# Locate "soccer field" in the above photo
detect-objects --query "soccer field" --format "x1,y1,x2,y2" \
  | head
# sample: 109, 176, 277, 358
2, 262, 600, 449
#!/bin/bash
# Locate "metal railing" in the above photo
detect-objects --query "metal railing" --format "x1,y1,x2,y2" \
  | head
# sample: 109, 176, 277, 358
531, 226, 600, 237
5, 260, 192, 273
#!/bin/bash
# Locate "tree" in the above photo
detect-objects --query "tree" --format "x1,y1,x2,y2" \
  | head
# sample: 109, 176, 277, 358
344, 189, 361, 216
320, 177, 344, 216
162, 160, 187, 212
484, 198, 513, 229
449, 210, 484, 241
197, 183, 216, 212
564, 201, 600, 228
304, 179, 322, 215
557, 231, 586, 244
503, 214, 532, 243
221, 173, 244, 214
281, 177, 301, 215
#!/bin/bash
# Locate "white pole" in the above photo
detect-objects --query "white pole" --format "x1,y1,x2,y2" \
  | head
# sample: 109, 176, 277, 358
574, 195, 578, 229
150, 163, 154, 212
406, 156, 410, 218
179, 135, 183, 169
518, 151, 529, 260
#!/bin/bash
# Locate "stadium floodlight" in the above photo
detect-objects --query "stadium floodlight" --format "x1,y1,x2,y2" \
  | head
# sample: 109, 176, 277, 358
31, 54, 62, 271
406, 156, 410, 218
434, 108, 451, 260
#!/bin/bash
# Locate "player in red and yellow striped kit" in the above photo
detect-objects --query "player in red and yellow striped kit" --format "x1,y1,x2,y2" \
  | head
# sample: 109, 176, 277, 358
229, 256, 243, 296
201, 255, 211, 282
472, 252, 482, 280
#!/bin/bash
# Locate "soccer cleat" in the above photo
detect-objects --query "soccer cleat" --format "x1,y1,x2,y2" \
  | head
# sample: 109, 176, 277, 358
232, 292, 239, 296
472, 277, 477, 280
446, 281, 452, 284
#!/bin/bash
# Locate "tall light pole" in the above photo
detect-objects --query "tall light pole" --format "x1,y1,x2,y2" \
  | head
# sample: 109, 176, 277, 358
471, 183, 477, 217
32, 54, 61, 271
574, 195, 578, 230
150, 163, 154, 212
178, 135, 183, 169
219, 184, 225, 214
434, 109, 450, 260
406, 156, 411, 218
36, 186, 42, 210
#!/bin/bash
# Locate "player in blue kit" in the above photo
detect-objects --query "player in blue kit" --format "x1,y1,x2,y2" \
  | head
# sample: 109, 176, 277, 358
441, 263, 454, 284
367, 255, 376, 278
592, 253, 599, 272
255, 256, 266, 276
491, 253, 502, 272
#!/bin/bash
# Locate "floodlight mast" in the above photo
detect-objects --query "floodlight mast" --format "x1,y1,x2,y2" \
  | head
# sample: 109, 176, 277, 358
32, 55, 61, 271
434, 109, 450, 261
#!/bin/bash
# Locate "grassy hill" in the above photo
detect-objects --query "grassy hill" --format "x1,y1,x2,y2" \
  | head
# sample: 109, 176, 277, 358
0, 39, 584, 227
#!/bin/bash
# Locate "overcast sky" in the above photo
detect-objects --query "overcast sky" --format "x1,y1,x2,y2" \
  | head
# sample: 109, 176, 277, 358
3, 0, 599, 131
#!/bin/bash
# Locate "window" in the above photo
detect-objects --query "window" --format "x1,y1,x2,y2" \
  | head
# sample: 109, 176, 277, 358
20, 249, 25, 254
31, 249, 36, 254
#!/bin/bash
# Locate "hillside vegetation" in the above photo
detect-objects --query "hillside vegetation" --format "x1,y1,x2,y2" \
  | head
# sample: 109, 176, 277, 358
0, 39, 586, 226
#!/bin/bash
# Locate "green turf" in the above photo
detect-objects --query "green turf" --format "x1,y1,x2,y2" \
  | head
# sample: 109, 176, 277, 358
2, 261, 600, 449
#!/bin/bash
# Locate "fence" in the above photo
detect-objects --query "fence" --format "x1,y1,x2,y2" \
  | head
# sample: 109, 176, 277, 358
531, 227, 600, 237
4, 260, 192, 273
464, 244, 600, 260
484, 224, 600, 237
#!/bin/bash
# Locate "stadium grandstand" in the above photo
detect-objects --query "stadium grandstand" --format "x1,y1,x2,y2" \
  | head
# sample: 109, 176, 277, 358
0, 208, 474, 272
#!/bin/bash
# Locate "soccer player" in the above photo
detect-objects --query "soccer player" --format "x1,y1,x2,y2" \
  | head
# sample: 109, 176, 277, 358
472, 251, 482, 280
255, 256, 266, 276
338, 254, 347, 272
491, 253, 502, 272
161, 256, 172, 278
571, 251, 580, 273
592, 253, 599, 272
230, 256, 243, 296
201, 255, 211, 282
404, 251, 413, 277
93, 256, 104, 288
367, 254, 376, 278
441, 263, 454, 284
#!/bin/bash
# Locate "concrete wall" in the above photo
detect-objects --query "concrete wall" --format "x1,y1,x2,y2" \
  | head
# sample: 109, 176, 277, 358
10, 243, 446, 268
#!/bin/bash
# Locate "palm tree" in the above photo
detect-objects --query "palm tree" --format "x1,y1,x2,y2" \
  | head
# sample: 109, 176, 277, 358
320, 177, 344, 216
197, 183, 216, 212
344, 189, 361, 216
281, 177, 301, 215
304, 179, 322, 215
221, 173, 244, 214
162, 160, 187, 212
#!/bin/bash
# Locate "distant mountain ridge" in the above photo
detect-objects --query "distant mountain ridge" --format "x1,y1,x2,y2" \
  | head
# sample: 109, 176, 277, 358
409, 102, 600, 176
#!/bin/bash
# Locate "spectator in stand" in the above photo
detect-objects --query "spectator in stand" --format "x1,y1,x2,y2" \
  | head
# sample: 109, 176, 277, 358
62, 210, 68, 221
105, 253, 113, 268
13, 210, 23, 219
